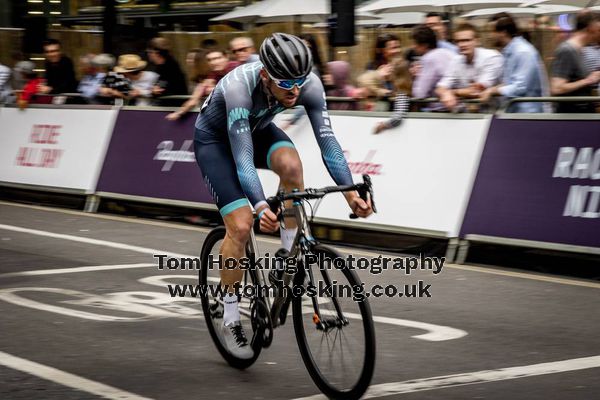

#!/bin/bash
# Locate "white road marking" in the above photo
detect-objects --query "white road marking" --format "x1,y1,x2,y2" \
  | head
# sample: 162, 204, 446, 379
0, 350, 153, 400
292, 355, 600, 400
0, 287, 170, 322
0, 263, 464, 340
345, 313, 466, 341
2, 202, 599, 289
0, 224, 191, 259
0, 263, 154, 278
0, 200, 213, 233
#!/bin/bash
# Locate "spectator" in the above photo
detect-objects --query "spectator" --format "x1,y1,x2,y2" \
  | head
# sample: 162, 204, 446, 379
99, 68, 131, 104
0, 61, 11, 104
582, 23, 600, 98
479, 13, 549, 113
582, 33, 600, 91
229, 36, 260, 64
300, 33, 325, 78
14, 61, 43, 107
405, 47, 422, 80
77, 53, 114, 103
436, 23, 503, 111
203, 50, 240, 94
551, 11, 600, 113
39, 39, 78, 95
425, 12, 458, 53
357, 57, 412, 133
109, 54, 158, 106
368, 33, 402, 71
323, 61, 361, 110
166, 50, 239, 121
356, 70, 386, 112
186, 48, 207, 86
146, 37, 189, 102
367, 33, 403, 107
411, 25, 455, 101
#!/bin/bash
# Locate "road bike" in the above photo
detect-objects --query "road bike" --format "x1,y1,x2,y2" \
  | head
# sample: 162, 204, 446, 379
199, 175, 377, 399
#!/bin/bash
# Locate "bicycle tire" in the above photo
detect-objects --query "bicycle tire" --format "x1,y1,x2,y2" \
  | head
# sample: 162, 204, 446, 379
292, 244, 376, 399
199, 226, 262, 369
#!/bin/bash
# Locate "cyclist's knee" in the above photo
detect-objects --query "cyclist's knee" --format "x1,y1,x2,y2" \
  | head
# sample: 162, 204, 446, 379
276, 157, 303, 187
224, 208, 253, 244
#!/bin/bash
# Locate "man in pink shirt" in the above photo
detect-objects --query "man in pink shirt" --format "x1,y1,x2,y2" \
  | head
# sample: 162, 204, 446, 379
411, 25, 455, 101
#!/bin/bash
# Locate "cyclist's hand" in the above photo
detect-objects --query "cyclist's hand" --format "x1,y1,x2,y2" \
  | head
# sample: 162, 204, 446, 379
257, 206, 279, 233
346, 193, 373, 218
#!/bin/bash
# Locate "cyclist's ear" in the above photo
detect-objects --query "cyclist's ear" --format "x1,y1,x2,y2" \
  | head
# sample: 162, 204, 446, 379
259, 69, 269, 85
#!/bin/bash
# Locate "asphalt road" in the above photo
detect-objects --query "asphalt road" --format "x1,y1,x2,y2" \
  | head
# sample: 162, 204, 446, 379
0, 201, 599, 400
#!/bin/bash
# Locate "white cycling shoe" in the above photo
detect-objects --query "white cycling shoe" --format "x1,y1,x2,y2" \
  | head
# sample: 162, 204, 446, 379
222, 320, 254, 360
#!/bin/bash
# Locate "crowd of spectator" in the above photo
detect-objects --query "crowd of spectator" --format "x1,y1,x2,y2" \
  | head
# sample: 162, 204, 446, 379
0, 9, 599, 122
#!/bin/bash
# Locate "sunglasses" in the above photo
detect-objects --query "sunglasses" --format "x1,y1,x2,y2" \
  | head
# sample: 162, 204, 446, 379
232, 46, 250, 54
267, 70, 309, 90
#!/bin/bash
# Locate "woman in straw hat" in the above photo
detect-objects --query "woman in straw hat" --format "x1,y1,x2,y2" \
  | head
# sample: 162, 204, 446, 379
100, 54, 158, 106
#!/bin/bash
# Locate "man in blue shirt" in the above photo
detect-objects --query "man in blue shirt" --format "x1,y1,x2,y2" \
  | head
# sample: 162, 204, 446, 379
479, 13, 549, 113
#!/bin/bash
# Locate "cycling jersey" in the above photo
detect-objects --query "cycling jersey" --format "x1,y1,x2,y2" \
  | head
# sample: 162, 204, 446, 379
194, 61, 352, 216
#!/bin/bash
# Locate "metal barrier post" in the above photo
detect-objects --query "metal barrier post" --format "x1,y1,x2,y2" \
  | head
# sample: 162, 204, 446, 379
84, 194, 100, 213
455, 239, 470, 265
445, 238, 460, 263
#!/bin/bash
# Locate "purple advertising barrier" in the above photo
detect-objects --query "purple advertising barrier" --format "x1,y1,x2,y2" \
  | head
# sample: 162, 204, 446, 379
460, 117, 600, 249
96, 109, 214, 205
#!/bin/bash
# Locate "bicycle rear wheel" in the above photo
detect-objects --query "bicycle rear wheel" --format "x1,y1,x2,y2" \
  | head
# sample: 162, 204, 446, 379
199, 226, 262, 369
292, 244, 376, 399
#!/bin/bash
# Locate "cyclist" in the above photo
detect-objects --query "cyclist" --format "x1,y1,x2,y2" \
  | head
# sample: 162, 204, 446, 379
194, 33, 372, 359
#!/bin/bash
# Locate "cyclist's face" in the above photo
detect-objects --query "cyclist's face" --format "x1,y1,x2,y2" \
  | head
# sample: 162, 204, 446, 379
261, 69, 301, 108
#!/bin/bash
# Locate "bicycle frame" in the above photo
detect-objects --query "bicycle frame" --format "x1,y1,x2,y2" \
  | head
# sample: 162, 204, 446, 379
245, 198, 347, 331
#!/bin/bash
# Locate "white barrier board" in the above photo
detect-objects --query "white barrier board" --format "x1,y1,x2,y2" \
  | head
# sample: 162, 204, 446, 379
261, 114, 490, 237
0, 108, 117, 192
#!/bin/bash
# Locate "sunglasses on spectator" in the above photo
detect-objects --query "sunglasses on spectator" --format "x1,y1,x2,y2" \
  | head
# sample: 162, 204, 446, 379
232, 46, 251, 54
267, 70, 309, 90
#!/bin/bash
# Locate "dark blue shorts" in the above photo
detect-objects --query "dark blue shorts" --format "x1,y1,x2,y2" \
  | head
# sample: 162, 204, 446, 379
194, 122, 295, 217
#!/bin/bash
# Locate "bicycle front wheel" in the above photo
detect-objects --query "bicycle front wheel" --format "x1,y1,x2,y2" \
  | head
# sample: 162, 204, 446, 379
292, 244, 376, 399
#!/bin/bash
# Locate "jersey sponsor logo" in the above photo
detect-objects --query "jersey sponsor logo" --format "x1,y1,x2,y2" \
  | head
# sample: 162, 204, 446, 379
153, 140, 195, 172
319, 126, 334, 137
344, 150, 383, 175
227, 107, 250, 130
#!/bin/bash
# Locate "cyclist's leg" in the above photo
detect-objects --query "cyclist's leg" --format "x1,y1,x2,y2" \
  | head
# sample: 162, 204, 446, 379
194, 137, 254, 358
253, 123, 304, 250
194, 138, 252, 292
